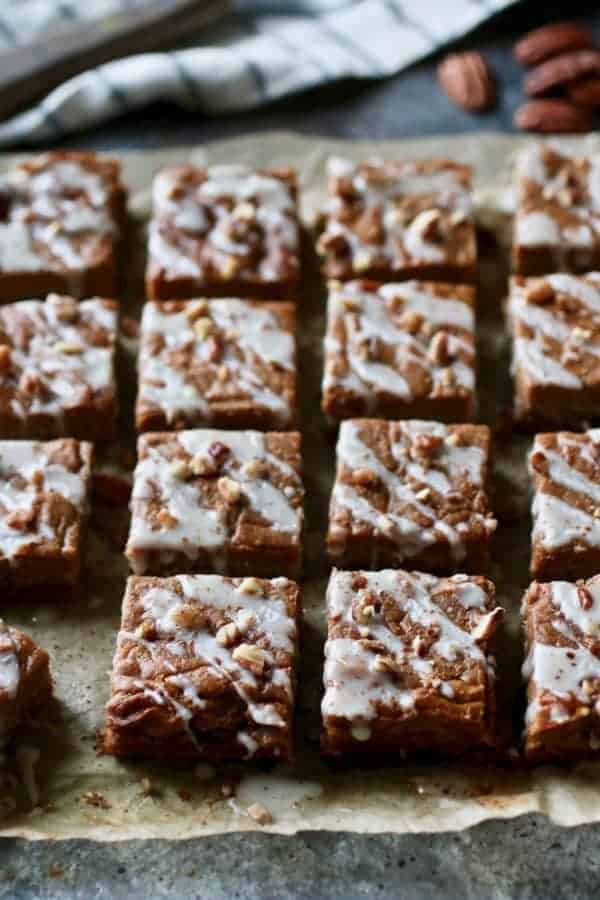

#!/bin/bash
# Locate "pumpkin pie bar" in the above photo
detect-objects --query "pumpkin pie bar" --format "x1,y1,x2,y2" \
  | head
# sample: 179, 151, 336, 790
522, 578, 600, 763
126, 429, 304, 577
146, 165, 301, 300
0, 294, 118, 440
102, 574, 300, 761
529, 429, 600, 580
136, 298, 296, 432
0, 439, 92, 587
322, 278, 476, 423
317, 157, 476, 284
513, 144, 600, 276
327, 419, 496, 573
0, 150, 126, 301
0, 620, 52, 745
321, 568, 502, 756
509, 273, 600, 428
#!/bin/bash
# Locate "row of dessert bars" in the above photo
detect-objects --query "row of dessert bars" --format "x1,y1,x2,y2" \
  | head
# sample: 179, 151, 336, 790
2, 144, 600, 770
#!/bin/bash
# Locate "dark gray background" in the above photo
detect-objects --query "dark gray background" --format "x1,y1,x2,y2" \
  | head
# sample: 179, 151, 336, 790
3, 2, 600, 898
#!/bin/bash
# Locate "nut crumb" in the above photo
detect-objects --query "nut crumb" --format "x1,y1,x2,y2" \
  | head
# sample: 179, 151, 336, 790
140, 777, 160, 797
238, 577, 262, 595
81, 791, 111, 809
247, 802, 273, 825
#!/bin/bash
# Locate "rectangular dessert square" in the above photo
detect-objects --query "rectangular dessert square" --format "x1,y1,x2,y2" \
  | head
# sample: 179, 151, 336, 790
0, 150, 126, 301
0, 619, 52, 745
321, 568, 502, 756
322, 278, 476, 423
529, 429, 600, 580
146, 164, 301, 300
509, 273, 600, 428
0, 439, 92, 587
136, 298, 297, 432
522, 578, 600, 764
126, 429, 304, 578
101, 574, 300, 761
512, 144, 600, 276
317, 157, 476, 284
327, 419, 496, 573
0, 293, 118, 441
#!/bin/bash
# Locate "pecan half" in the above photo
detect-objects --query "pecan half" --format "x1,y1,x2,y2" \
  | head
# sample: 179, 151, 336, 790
514, 22, 593, 67
437, 51, 495, 112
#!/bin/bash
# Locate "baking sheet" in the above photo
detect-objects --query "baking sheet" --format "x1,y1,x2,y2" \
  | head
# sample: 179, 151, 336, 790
2, 131, 600, 841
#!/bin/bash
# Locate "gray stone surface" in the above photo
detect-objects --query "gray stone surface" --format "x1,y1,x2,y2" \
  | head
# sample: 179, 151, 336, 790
3, 2, 600, 898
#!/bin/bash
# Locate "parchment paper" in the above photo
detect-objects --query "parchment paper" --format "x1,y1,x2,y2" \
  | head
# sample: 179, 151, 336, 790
3, 131, 600, 841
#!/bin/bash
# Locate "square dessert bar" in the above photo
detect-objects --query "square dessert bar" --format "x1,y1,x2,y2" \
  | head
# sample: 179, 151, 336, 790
0, 439, 92, 587
322, 279, 476, 423
509, 273, 600, 428
126, 429, 304, 578
513, 144, 600, 276
146, 164, 301, 300
136, 298, 296, 432
529, 429, 600, 580
0, 620, 52, 745
321, 568, 502, 756
327, 419, 496, 574
317, 157, 476, 284
522, 578, 600, 764
0, 150, 126, 301
0, 294, 118, 441
102, 574, 300, 761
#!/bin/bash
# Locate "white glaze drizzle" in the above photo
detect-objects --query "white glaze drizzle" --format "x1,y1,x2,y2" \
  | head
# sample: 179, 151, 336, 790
127, 429, 303, 573
0, 440, 90, 559
515, 145, 600, 248
323, 280, 475, 409
330, 420, 494, 564
0, 295, 117, 425
510, 273, 600, 391
523, 579, 600, 728
322, 569, 498, 728
322, 157, 473, 269
531, 431, 600, 552
138, 299, 294, 426
150, 165, 299, 281
117, 575, 296, 755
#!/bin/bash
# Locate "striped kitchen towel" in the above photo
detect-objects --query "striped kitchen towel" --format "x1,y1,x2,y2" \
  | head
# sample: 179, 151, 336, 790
0, 0, 517, 146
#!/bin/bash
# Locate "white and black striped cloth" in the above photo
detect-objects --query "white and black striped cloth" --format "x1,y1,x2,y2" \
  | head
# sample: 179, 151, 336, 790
0, 0, 517, 146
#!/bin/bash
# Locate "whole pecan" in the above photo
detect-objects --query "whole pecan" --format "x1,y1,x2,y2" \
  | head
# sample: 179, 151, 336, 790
514, 22, 593, 67
437, 52, 495, 112
525, 49, 600, 97
514, 99, 593, 133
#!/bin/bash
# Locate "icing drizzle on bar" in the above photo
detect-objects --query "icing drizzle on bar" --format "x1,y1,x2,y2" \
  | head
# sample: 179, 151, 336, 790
319, 157, 474, 274
0, 153, 120, 276
138, 299, 295, 427
329, 420, 496, 564
523, 579, 600, 731
322, 569, 500, 735
323, 279, 475, 412
149, 164, 299, 282
0, 295, 117, 426
0, 439, 91, 559
515, 145, 600, 250
510, 273, 600, 393
530, 429, 600, 552
114, 575, 297, 756
127, 429, 303, 573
